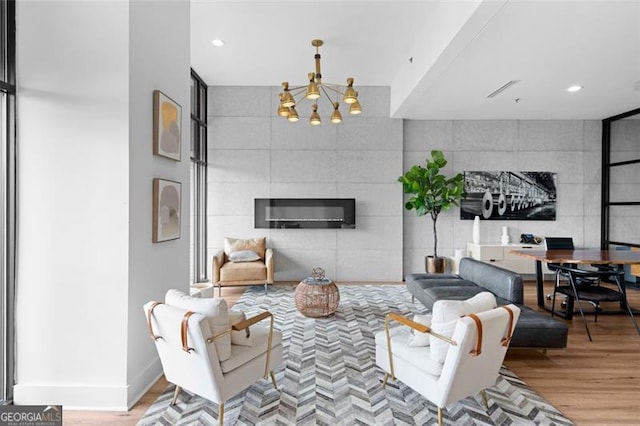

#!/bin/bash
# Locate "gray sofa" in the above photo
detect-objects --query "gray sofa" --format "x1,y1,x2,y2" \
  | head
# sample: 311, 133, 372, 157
406, 257, 568, 349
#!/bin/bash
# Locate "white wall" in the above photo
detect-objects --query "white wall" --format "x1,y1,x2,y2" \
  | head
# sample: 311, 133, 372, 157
15, 0, 190, 410
208, 86, 404, 281
403, 120, 602, 275
15, 0, 130, 409
127, 0, 191, 409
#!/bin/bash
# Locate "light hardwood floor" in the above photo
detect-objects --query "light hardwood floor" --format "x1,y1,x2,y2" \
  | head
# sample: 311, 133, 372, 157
64, 280, 640, 425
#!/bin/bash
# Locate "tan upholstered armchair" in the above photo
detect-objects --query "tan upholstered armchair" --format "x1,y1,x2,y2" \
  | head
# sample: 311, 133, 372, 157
213, 237, 274, 296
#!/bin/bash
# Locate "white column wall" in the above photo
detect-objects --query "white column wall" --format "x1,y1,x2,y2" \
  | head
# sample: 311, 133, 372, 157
15, 0, 130, 408
208, 86, 404, 281
403, 119, 603, 274
15, 0, 190, 410
127, 0, 191, 409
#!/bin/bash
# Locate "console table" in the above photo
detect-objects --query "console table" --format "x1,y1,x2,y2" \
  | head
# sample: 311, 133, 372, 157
466, 242, 542, 274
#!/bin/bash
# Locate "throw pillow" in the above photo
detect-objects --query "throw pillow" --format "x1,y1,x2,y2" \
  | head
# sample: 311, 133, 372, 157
224, 237, 266, 260
165, 289, 232, 361
430, 292, 497, 364
228, 250, 261, 263
406, 313, 432, 347
229, 310, 254, 346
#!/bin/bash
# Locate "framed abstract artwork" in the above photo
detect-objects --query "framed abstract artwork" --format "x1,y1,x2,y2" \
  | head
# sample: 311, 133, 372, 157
460, 171, 557, 221
153, 178, 182, 242
153, 90, 182, 161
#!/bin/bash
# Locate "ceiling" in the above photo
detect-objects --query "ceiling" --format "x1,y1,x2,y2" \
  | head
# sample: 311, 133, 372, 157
191, 0, 640, 120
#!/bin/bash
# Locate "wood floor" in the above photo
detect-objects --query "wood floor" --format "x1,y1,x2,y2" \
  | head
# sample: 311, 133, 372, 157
64, 280, 640, 425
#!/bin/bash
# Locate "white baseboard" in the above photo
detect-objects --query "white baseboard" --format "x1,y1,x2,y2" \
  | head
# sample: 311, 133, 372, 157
127, 356, 163, 409
14, 357, 163, 411
14, 383, 129, 411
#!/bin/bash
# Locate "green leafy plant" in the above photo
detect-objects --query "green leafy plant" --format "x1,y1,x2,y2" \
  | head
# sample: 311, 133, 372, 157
398, 150, 465, 258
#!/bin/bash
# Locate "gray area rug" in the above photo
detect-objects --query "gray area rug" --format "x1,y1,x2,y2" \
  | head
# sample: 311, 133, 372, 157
138, 284, 573, 425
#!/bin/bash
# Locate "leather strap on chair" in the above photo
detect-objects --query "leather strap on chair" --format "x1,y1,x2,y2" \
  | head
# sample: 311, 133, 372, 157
181, 311, 196, 353
466, 313, 483, 356
500, 306, 515, 347
146, 302, 163, 341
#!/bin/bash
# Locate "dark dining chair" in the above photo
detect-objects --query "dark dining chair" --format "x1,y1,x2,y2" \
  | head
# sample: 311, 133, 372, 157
544, 237, 575, 251
544, 237, 576, 271
544, 236, 606, 311
544, 237, 579, 301
551, 266, 640, 341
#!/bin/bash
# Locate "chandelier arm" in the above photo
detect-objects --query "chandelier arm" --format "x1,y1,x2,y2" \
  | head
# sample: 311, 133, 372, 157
320, 86, 337, 108
289, 86, 307, 94
322, 84, 347, 96
291, 91, 308, 104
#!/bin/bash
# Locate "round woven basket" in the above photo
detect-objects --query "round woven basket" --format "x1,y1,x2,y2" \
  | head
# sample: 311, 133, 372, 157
294, 280, 340, 318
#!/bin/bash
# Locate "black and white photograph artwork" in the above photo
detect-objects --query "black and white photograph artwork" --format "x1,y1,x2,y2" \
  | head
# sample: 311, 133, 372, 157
460, 171, 557, 220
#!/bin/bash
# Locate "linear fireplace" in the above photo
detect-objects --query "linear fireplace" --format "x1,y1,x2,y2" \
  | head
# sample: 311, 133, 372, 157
255, 198, 356, 229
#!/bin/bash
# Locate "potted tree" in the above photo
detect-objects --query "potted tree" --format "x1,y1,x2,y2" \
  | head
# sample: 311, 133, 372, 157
398, 150, 465, 273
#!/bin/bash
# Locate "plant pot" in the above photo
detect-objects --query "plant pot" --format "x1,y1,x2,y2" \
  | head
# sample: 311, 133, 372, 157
425, 256, 446, 273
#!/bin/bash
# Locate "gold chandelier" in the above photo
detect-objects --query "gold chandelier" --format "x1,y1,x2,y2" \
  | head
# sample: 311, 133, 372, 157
277, 39, 362, 125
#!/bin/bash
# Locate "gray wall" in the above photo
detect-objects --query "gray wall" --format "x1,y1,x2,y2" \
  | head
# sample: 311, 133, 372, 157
207, 85, 603, 281
403, 120, 602, 275
208, 86, 404, 281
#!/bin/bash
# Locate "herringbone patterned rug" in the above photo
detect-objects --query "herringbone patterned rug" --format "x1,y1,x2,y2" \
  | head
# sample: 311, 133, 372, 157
138, 284, 573, 425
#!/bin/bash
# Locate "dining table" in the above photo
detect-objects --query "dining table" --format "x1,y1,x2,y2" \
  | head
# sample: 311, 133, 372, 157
509, 249, 640, 318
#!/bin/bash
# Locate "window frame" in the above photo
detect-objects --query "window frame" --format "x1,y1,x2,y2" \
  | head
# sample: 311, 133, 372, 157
0, 0, 16, 404
601, 107, 640, 250
190, 69, 208, 283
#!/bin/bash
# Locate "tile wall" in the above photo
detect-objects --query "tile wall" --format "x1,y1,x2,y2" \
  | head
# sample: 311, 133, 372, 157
208, 85, 604, 280
208, 86, 404, 281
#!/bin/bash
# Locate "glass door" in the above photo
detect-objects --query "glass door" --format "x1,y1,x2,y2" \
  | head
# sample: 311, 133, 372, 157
602, 108, 640, 287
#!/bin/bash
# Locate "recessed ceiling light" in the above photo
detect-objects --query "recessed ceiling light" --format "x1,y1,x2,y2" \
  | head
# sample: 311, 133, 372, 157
211, 39, 225, 47
567, 85, 583, 92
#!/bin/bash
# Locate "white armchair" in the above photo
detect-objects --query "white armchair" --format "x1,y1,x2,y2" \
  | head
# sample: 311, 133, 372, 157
144, 290, 283, 425
375, 304, 520, 426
